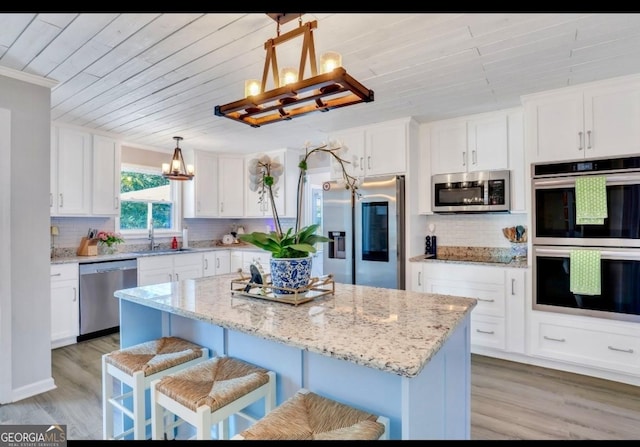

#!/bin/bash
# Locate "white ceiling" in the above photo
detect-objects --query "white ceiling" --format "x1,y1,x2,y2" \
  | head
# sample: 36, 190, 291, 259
3, 12, 640, 155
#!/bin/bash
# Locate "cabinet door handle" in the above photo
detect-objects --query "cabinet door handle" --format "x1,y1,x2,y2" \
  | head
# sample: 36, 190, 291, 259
543, 335, 566, 343
50, 193, 53, 208
175, 273, 179, 281
472, 150, 477, 165
462, 152, 466, 166
587, 130, 592, 149
476, 329, 494, 335
197, 201, 201, 212
608, 345, 633, 354
220, 202, 224, 213
50, 272, 62, 277
578, 131, 584, 150
114, 197, 119, 210
359, 157, 364, 172
417, 271, 421, 287
511, 278, 516, 295
73, 287, 77, 302
59, 193, 63, 207
367, 156, 371, 170
169, 273, 173, 281
477, 298, 495, 303
216, 258, 220, 268
204, 259, 208, 270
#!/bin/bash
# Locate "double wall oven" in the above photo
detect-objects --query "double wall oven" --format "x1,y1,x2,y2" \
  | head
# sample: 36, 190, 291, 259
532, 156, 640, 323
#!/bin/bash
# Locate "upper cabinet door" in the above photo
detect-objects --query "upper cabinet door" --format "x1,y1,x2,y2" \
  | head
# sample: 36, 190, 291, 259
92, 135, 121, 216
330, 129, 365, 180
527, 90, 584, 163
466, 114, 508, 172
54, 126, 92, 215
366, 121, 407, 176
183, 151, 219, 218
218, 156, 244, 217
430, 118, 468, 175
584, 80, 640, 158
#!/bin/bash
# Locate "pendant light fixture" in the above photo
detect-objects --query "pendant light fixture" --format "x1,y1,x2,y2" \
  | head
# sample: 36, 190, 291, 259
162, 136, 194, 181
214, 13, 374, 128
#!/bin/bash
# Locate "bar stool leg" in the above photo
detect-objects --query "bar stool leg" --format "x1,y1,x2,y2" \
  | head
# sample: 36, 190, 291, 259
196, 406, 212, 440
150, 379, 164, 440
101, 355, 112, 440
265, 371, 276, 414
132, 371, 146, 439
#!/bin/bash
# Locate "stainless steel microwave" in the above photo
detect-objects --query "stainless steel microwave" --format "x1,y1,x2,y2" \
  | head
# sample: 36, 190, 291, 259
432, 170, 510, 213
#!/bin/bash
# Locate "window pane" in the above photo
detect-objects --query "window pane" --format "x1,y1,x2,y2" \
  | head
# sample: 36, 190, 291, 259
120, 202, 148, 229
152, 203, 172, 229
120, 169, 175, 231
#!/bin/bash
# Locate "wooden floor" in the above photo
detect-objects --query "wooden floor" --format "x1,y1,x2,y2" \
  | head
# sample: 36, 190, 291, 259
1, 333, 640, 440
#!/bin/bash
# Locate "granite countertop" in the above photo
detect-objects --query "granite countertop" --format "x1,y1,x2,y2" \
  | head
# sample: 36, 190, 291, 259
409, 246, 529, 269
50, 241, 258, 265
114, 273, 477, 378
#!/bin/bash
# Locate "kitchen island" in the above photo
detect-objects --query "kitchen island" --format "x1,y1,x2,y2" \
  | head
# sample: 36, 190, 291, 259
114, 273, 477, 440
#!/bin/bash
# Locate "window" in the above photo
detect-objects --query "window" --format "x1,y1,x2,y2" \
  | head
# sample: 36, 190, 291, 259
118, 164, 181, 234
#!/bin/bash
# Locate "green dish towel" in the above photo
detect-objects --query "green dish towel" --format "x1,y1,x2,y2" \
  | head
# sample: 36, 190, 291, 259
575, 176, 607, 225
570, 249, 601, 296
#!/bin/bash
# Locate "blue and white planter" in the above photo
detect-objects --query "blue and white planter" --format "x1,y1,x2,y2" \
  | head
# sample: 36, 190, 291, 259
270, 256, 313, 295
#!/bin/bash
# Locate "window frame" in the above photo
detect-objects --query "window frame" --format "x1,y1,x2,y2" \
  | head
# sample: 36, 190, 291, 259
117, 162, 183, 237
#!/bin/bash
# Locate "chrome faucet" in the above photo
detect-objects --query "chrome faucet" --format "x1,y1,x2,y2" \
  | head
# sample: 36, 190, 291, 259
149, 220, 159, 251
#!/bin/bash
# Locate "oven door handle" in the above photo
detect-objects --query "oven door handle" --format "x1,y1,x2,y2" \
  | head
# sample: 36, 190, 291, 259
534, 246, 640, 261
533, 172, 640, 188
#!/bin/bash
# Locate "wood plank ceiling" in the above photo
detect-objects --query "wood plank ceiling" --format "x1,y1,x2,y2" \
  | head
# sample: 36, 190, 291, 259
2, 12, 640, 154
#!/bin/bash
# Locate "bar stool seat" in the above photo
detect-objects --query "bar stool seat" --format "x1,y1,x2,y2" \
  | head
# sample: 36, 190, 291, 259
102, 336, 209, 440
151, 356, 276, 440
232, 389, 390, 440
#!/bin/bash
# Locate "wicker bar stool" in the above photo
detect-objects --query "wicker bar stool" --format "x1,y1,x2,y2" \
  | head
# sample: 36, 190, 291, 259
102, 336, 209, 440
232, 389, 390, 440
150, 356, 276, 440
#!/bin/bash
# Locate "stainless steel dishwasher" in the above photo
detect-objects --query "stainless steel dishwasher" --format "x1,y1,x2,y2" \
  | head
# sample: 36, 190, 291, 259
78, 258, 137, 341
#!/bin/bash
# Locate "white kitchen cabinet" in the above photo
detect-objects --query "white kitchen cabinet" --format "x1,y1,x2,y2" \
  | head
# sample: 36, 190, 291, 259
523, 75, 640, 163
529, 311, 640, 377
182, 150, 219, 217
183, 151, 245, 218
50, 126, 92, 216
92, 134, 121, 216
230, 250, 243, 273
412, 261, 526, 355
203, 250, 231, 277
329, 118, 411, 180
50, 263, 79, 348
137, 253, 203, 286
430, 111, 508, 175
218, 156, 245, 217
245, 149, 302, 218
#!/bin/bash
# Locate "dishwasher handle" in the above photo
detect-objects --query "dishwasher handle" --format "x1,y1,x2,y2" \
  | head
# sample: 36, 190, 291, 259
95, 266, 136, 274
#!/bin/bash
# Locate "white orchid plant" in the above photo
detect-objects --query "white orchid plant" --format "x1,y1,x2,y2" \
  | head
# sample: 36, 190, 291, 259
239, 142, 360, 258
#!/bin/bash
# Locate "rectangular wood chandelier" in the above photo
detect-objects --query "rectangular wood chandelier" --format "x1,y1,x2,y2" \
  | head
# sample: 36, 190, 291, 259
214, 16, 374, 128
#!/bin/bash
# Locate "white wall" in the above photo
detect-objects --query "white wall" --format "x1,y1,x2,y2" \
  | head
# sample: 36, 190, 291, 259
0, 72, 55, 402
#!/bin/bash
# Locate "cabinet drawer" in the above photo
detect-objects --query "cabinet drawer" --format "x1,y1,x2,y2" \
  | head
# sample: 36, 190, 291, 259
426, 278, 505, 317
533, 320, 640, 375
51, 263, 78, 281
471, 315, 505, 350
138, 255, 173, 270
425, 263, 505, 284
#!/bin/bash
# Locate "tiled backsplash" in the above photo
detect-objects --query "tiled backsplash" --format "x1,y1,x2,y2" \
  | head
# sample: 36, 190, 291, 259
423, 213, 528, 249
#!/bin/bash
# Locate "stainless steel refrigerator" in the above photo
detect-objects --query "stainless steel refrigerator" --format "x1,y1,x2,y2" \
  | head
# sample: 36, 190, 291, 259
322, 174, 405, 290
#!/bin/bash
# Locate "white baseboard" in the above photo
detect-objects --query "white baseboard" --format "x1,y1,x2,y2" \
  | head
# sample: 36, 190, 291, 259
11, 377, 56, 403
